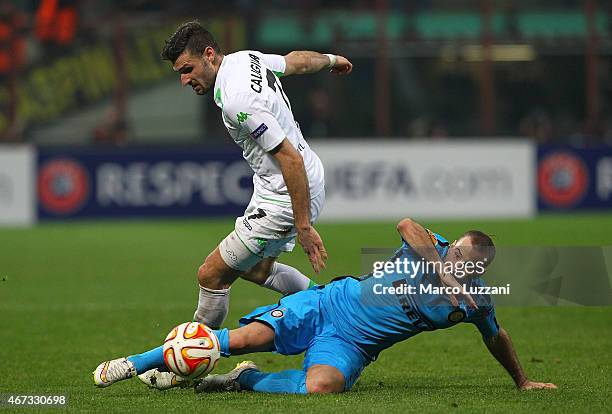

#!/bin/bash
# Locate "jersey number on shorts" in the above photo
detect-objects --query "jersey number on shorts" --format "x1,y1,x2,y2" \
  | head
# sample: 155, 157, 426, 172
247, 208, 267, 220
266, 69, 291, 110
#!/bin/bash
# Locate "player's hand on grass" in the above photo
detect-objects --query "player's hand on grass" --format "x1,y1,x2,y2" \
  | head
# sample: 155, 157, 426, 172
297, 225, 328, 273
330, 55, 353, 75
518, 380, 558, 390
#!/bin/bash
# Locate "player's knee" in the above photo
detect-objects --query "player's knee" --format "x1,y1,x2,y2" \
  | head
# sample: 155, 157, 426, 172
306, 376, 344, 394
197, 262, 210, 285
197, 249, 240, 289
197, 252, 220, 285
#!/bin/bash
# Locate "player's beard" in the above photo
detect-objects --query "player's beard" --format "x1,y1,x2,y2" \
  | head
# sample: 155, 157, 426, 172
192, 83, 208, 95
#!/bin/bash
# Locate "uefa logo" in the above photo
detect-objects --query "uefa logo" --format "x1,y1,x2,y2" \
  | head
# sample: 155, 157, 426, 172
38, 158, 90, 215
538, 152, 589, 208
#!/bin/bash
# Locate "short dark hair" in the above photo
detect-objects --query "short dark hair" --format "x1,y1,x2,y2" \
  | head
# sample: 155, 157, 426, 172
161, 21, 221, 63
461, 230, 496, 265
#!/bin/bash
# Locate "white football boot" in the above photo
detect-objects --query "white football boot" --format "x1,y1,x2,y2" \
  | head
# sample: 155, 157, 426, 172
93, 358, 137, 388
194, 361, 258, 393
138, 369, 192, 390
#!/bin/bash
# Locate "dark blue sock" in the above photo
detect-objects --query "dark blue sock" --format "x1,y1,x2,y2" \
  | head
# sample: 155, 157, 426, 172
238, 369, 307, 394
212, 328, 230, 357
127, 345, 165, 374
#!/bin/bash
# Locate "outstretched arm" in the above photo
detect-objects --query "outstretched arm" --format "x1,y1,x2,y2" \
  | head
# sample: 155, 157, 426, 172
283, 51, 352, 76
484, 327, 557, 390
271, 139, 327, 273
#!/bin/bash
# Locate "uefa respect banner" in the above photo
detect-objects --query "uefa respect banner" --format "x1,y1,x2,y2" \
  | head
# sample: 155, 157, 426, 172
312, 140, 536, 220
538, 146, 612, 210
37, 148, 253, 219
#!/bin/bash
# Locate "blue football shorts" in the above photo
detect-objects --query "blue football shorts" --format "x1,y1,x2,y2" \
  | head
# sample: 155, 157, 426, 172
239, 286, 369, 391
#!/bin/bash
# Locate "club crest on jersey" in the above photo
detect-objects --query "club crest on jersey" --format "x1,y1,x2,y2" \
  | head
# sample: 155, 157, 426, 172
251, 123, 268, 139
270, 309, 284, 318
448, 309, 466, 323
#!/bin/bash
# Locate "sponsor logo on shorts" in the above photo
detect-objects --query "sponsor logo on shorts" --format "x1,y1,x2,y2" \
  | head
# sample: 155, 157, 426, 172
242, 218, 252, 231
225, 249, 238, 263
250, 123, 268, 139
256, 238, 267, 250
270, 309, 284, 318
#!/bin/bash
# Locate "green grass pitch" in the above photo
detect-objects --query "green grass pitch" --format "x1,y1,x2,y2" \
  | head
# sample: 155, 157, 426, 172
1, 214, 611, 412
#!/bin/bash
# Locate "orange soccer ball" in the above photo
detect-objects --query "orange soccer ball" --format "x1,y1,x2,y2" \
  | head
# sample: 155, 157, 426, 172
162, 322, 221, 379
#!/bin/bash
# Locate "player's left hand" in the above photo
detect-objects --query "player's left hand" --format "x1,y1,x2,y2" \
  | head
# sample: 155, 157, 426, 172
330, 55, 353, 75
519, 380, 558, 390
440, 272, 478, 309
297, 225, 328, 273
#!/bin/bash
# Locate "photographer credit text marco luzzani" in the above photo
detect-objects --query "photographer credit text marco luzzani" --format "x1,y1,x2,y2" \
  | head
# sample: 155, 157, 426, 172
370, 257, 511, 296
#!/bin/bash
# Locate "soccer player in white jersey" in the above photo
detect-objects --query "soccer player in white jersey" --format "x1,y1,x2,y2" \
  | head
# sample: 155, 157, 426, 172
93, 20, 353, 390
161, 21, 353, 330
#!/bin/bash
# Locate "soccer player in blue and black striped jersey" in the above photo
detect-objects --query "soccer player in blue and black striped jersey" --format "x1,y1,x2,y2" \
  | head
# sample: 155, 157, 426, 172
94, 217, 557, 393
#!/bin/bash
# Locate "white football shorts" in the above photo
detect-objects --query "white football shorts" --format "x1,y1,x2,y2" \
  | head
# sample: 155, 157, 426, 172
219, 189, 325, 271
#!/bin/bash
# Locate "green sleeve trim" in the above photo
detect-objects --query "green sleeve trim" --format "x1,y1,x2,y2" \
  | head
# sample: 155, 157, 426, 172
214, 88, 223, 108
273, 70, 284, 78
308, 280, 318, 288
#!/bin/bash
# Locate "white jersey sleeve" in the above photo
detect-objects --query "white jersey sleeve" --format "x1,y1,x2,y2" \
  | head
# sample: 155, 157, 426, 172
260, 54, 286, 77
222, 93, 287, 152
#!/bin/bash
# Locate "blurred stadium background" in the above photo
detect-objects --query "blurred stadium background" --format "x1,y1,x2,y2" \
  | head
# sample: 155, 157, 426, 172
0, 0, 611, 223
0, 1, 611, 412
